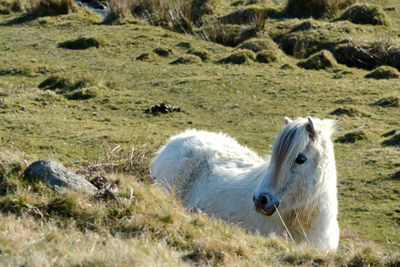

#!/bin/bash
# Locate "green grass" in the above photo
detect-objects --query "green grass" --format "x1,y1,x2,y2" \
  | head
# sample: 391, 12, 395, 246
0, 0, 400, 265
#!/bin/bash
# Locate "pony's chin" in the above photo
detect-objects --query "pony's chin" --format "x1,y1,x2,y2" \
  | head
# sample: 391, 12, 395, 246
255, 207, 276, 216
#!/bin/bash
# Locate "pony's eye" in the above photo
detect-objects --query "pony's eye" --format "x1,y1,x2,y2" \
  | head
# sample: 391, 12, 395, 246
295, 153, 307, 164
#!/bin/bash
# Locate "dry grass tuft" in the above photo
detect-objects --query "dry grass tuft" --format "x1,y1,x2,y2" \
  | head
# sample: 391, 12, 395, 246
0, 0, 26, 14
28, 0, 77, 17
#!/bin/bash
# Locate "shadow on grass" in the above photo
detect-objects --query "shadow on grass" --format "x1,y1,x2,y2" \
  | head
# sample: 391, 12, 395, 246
388, 170, 400, 181
0, 14, 37, 26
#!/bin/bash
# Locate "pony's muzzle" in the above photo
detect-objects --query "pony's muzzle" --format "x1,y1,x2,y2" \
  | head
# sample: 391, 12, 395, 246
253, 192, 279, 216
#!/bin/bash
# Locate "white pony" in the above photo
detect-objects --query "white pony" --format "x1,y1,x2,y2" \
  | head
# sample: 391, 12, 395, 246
151, 117, 339, 251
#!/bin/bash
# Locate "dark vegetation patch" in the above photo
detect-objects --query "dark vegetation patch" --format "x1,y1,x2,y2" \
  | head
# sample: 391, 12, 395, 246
65, 88, 98, 100
280, 63, 296, 69
297, 50, 338, 70
381, 134, 400, 147
336, 130, 368, 143
58, 36, 108, 50
273, 23, 341, 59
0, 67, 36, 77
136, 52, 158, 61
218, 49, 255, 64
176, 42, 191, 49
365, 66, 399, 79
153, 47, 173, 57
285, 0, 354, 18
373, 96, 400, 107
333, 42, 400, 71
144, 103, 183, 116
255, 50, 277, 63
38, 74, 97, 100
382, 130, 397, 137
388, 170, 400, 180
336, 4, 389, 25
186, 48, 211, 61
218, 5, 267, 25
170, 54, 202, 65
330, 107, 363, 117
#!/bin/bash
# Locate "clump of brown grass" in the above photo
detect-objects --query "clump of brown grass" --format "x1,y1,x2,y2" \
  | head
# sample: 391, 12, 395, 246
28, 0, 77, 17
103, 0, 133, 24
0, 0, 26, 14
286, 0, 354, 18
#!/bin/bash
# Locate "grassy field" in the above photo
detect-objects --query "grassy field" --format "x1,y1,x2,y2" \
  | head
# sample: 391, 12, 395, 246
0, 0, 399, 265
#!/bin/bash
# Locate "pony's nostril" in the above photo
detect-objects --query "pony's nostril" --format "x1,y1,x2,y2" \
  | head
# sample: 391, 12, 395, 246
259, 195, 268, 206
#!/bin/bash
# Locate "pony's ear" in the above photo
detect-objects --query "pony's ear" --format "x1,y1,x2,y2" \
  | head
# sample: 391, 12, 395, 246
306, 117, 318, 141
284, 117, 292, 125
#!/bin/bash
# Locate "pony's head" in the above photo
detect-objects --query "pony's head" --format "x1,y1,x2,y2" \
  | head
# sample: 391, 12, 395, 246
253, 117, 336, 216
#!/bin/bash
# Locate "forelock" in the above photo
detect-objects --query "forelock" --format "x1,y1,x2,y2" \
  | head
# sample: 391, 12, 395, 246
271, 120, 310, 185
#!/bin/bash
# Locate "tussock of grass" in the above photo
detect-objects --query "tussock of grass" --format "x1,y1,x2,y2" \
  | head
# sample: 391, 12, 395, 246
103, 0, 132, 24
58, 36, 108, 50
218, 49, 255, 64
66, 87, 98, 100
337, 4, 389, 26
38, 73, 98, 100
186, 48, 211, 61
237, 37, 279, 53
256, 49, 278, 63
330, 107, 366, 117
153, 47, 173, 57
170, 54, 202, 65
0, 0, 25, 14
200, 23, 258, 47
335, 130, 368, 143
218, 4, 267, 25
381, 134, 400, 147
286, 0, 354, 18
28, 0, 77, 17
365, 66, 399, 79
373, 96, 400, 107
297, 50, 338, 70
136, 52, 158, 61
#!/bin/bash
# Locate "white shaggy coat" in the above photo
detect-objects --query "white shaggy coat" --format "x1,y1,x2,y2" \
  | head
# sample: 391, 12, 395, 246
151, 117, 339, 251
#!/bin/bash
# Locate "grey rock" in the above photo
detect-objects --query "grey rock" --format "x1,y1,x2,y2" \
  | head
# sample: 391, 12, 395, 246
24, 160, 97, 194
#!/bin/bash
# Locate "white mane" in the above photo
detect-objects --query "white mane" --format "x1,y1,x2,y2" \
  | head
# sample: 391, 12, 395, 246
151, 117, 339, 251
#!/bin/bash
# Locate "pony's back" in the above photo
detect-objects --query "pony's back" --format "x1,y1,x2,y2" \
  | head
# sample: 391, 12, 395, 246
151, 129, 264, 195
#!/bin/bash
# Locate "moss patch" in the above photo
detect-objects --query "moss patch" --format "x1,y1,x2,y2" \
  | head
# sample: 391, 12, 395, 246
58, 36, 108, 50
218, 49, 255, 64
365, 66, 399, 79
297, 50, 338, 70
337, 4, 389, 26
